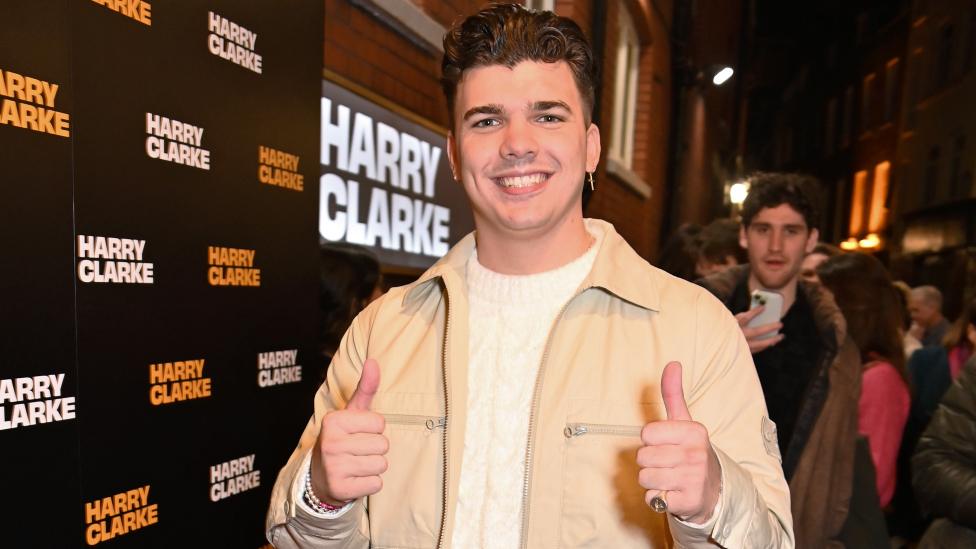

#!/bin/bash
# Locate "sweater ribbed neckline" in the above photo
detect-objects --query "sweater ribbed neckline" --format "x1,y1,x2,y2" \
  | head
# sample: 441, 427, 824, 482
466, 233, 601, 305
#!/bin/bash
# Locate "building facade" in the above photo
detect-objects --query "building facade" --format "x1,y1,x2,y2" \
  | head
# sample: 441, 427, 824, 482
891, 0, 976, 316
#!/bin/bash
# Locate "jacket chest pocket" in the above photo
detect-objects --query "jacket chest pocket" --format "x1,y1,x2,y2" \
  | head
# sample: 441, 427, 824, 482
559, 400, 668, 548
368, 395, 445, 549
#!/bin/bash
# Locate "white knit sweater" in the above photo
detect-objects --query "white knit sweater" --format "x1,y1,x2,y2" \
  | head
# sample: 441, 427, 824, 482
451, 235, 600, 549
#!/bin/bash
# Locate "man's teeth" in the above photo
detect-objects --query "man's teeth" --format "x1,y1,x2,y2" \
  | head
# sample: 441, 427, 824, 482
497, 173, 547, 188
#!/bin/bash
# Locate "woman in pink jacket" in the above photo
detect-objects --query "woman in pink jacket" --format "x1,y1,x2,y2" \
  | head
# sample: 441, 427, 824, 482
818, 252, 911, 508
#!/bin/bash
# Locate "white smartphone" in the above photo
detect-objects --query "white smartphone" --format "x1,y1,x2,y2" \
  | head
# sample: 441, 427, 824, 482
748, 289, 783, 340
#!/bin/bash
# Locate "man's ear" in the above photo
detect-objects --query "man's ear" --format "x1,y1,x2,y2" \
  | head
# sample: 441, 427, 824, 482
446, 131, 459, 182
585, 123, 601, 173
805, 228, 820, 254
739, 225, 749, 250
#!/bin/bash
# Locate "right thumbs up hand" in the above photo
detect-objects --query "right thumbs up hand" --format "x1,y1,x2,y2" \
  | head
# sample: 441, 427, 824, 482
310, 358, 389, 506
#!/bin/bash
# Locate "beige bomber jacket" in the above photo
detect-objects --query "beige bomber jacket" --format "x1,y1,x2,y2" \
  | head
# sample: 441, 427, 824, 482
267, 219, 794, 548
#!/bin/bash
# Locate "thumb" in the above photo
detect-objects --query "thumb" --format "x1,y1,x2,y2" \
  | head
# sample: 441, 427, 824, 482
661, 361, 692, 421
347, 358, 380, 411
738, 305, 764, 323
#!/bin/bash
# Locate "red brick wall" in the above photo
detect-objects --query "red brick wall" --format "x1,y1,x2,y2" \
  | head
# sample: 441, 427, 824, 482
586, 0, 673, 260
325, 0, 457, 128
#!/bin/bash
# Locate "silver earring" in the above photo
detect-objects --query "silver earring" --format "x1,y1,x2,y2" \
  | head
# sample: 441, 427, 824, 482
587, 171, 594, 191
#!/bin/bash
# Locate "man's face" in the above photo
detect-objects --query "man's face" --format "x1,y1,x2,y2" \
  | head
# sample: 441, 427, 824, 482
447, 61, 600, 244
799, 252, 829, 284
740, 204, 818, 290
908, 296, 937, 327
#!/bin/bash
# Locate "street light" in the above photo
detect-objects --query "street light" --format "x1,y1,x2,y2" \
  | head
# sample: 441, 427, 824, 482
712, 66, 734, 86
729, 180, 749, 205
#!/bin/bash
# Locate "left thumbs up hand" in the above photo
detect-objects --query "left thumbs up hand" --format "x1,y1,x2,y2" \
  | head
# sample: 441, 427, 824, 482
636, 361, 722, 524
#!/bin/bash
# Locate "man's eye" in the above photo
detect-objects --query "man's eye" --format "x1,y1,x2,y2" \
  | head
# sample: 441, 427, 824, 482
537, 114, 563, 123
473, 118, 499, 128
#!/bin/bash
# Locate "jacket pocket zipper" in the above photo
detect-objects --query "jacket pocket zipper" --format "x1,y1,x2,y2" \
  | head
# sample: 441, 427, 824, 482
384, 413, 447, 431
564, 422, 642, 438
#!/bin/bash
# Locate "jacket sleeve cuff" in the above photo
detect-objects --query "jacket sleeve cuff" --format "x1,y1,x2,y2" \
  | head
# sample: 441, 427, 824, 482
709, 447, 784, 547
667, 454, 726, 547
292, 450, 356, 519
267, 449, 364, 547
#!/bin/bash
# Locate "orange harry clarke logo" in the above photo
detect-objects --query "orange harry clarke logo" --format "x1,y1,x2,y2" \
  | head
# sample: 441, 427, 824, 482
84, 485, 158, 545
149, 359, 211, 406
90, 0, 151, 26
0, 68, 70, 138
258, 145, 303, 191
208, 246, 261, 287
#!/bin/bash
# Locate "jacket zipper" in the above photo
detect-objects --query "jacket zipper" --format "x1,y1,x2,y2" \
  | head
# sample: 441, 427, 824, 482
563, 422, 642, 438
519, 287, 590, 549
436, 286, 451, 549
383, 414, 447, 430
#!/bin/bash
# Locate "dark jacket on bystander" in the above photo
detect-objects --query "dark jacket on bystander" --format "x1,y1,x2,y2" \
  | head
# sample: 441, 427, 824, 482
913, 356, 976, 548
700, 265, 862, 548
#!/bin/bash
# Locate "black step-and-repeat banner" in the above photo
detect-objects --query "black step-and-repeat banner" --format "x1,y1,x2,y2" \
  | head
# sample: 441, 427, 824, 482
1, 1, 323, 546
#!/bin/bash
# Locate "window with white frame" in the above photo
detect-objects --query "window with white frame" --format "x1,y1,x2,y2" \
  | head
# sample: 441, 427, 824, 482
525, 0, 555, 12
610, 6, 640, 169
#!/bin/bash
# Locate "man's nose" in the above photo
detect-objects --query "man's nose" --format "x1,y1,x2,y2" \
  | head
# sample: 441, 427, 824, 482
769, 230, 784, 251
499, 119, 537, 160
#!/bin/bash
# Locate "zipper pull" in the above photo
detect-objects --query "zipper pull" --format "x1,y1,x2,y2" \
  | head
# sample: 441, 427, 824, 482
564, 424, 588, 438
425, 417, 447, 430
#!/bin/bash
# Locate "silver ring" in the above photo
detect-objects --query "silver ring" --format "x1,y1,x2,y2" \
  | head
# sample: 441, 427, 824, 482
649, 490, 668, 513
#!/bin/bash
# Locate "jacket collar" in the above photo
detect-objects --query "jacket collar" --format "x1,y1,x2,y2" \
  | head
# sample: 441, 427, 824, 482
403, 218, 661, 312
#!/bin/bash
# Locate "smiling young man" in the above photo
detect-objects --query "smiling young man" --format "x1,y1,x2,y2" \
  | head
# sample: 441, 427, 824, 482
699, 173, 862, 547
267, 5, 792, 548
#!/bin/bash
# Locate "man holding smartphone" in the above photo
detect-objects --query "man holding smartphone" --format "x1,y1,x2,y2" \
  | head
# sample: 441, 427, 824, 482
699, 173, 862, 548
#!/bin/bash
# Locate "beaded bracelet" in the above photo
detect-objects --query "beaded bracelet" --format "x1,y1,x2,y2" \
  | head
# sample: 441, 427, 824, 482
304, 470, 347, 513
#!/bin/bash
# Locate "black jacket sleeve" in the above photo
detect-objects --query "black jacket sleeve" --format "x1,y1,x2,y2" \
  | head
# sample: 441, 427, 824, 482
912, 356, 976, 528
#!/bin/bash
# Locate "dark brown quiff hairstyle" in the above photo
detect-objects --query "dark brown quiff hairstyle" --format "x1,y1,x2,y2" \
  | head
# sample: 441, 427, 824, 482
741, 172, 822, 231
441, 2, 597, 127
816, 252, 908, 380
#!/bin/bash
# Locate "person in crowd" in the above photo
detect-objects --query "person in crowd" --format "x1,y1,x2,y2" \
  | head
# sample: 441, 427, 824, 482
893, 281, 923, 359
267, 4, 793, 548
944, 298, 976, 381
816, 253, 911, 509
901, 298, 976, 473
695, 218, 746, 278
910, 285, 951, 348
656, 222, 701, 281
799, 242, 842, 284
912, 349, 976, 548
699, 172, 862, 547
318, 243, 382, 363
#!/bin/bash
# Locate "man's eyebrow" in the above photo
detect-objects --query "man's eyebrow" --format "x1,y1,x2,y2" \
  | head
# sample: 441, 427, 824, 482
462, 104, 504, 121
531, 100, 572, 113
